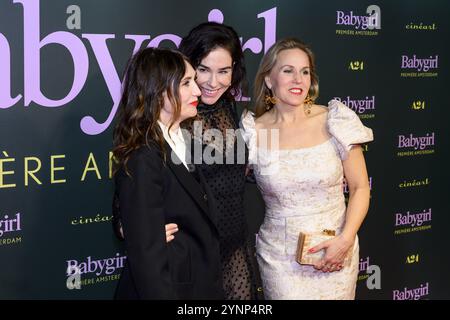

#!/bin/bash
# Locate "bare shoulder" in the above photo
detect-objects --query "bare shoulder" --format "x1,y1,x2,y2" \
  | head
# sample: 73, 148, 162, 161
310, 104, 328, 116
254, 111, 274, 129
309, 105, 329, 131
306, 104, 327, 123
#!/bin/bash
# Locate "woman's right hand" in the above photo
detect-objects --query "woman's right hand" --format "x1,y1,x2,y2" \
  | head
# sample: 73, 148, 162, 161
165, 223, 178, 242
310, 234, 354, 272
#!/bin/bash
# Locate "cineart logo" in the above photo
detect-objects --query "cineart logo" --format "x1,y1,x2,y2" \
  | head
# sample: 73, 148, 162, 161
333, 96, 375, 115
399, 178, 430, 188
395, 208, 432, 227
398, 133, 435, 150
405, 22, 437, 31
66, 253, 126, 277
0, 213, 21, 238
0, 0, 277, 135
393, 282, 429, 300
336, 5, 381, 30
401, 55, 438, 72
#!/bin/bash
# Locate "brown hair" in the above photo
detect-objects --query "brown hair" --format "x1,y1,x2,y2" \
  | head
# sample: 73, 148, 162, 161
113, 47, 188, 175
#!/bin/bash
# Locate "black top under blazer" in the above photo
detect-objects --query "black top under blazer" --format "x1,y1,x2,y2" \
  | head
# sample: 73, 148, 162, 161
113, 142, 223, 299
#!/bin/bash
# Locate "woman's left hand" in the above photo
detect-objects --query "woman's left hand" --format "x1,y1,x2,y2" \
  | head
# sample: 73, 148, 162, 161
309, 234, 354, 273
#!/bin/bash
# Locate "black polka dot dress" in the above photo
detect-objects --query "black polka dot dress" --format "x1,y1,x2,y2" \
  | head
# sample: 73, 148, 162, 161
184, 97, 258, 300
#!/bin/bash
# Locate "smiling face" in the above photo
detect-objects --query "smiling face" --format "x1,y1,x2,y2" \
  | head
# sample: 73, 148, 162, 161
265, 48, 311, 109
195, 47, 233, 105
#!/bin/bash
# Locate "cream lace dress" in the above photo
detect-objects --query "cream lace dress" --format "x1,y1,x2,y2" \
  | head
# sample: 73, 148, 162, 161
240, 100, 373, 300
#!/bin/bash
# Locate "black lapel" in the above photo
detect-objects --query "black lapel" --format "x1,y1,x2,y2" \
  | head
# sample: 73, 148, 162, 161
164, 142, 212, 220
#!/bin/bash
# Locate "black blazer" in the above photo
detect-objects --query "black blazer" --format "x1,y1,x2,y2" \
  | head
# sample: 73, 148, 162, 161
113, 142, 223, 299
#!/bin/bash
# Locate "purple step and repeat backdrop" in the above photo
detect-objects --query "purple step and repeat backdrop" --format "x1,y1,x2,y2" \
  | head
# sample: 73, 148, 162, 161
0, 0, 449, 299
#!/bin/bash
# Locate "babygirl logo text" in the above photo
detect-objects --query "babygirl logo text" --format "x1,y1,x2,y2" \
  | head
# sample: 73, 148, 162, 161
0, 0, 277, 135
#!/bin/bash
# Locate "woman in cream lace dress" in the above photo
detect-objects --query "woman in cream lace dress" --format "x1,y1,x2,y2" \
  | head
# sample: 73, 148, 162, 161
241, 38, 373, 299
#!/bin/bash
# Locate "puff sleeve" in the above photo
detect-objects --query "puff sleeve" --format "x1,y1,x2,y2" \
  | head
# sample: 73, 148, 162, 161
327, 99, 373, 160
240, 110, 257, 165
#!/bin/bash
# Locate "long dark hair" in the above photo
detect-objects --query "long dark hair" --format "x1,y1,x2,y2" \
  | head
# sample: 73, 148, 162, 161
179, 22, 247, 101
113, 47, 188, 174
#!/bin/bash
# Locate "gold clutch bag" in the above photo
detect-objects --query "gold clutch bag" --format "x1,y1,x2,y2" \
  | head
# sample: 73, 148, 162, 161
296, 229, 336, 265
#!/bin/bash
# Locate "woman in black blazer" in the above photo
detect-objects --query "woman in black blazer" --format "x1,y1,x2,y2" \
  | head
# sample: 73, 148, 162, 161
112, 48, 223, 299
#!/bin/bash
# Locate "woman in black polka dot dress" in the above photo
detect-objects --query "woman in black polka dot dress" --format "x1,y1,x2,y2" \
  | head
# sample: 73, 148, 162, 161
176, 22, 260, 299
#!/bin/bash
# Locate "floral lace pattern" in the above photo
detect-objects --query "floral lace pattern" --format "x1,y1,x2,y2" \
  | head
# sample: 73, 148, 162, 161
240, 100, 373, 300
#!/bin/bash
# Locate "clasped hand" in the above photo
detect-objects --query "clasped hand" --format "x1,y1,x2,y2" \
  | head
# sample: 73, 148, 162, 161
309, 234, 354, 273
